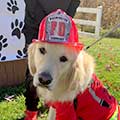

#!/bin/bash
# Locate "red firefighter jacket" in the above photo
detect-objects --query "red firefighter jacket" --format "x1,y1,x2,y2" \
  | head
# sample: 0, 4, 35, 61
49, 74, 119, 120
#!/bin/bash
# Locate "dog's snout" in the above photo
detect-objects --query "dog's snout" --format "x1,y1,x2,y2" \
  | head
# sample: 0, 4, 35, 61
38, 72, 52, 86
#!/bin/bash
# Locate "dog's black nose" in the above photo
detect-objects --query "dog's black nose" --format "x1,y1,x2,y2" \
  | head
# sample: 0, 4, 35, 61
38, 72, 52, 86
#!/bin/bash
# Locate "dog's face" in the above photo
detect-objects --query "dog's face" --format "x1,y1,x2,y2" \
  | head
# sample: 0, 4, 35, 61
28, 42, 94, 101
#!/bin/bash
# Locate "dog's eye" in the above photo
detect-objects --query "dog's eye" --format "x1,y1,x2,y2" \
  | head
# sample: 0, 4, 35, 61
60, 56, 68, 62
39, 47, 47, 55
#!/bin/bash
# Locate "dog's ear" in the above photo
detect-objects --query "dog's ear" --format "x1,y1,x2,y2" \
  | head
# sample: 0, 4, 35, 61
27, 43, 37, 75
82, 51, 95, 78
73, 51, 95, 92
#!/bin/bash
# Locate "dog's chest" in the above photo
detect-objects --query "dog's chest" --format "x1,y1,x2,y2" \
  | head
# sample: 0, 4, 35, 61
50, 74, 118, 120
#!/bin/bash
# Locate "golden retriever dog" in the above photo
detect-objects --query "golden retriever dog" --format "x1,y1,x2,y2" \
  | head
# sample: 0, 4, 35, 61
27, 9, 119, 120
28, 42, 119, 120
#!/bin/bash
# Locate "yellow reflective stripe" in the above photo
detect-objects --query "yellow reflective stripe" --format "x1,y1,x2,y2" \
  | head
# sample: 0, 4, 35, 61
110, 107, 118, 120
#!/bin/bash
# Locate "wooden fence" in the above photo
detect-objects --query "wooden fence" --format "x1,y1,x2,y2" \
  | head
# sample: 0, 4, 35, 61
74, 6, 103, 38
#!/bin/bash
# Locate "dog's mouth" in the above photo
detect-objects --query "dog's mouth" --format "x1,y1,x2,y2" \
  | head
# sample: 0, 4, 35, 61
37, 83, 52, 90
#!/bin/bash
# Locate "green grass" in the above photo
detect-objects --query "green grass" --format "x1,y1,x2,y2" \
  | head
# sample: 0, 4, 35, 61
0, 37, 120, 120
80, 37, 120, 100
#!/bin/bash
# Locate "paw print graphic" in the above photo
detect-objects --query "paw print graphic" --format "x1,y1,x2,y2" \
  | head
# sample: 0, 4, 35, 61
16, 47, 27, 59
0, 35, 8, 51
11, 19, 23, 39
0, 53, 6, 61
7, 0, 19, 14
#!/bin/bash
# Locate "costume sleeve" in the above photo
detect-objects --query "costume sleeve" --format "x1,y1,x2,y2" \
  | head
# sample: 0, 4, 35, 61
54, 102, 77, 120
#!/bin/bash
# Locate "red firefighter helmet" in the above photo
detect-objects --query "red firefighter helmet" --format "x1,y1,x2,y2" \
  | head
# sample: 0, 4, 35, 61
33, 9, 84, 50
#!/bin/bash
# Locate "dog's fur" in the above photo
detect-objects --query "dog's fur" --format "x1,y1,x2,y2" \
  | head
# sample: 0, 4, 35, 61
28, 42, 94, 100
28, 41, 119, 120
